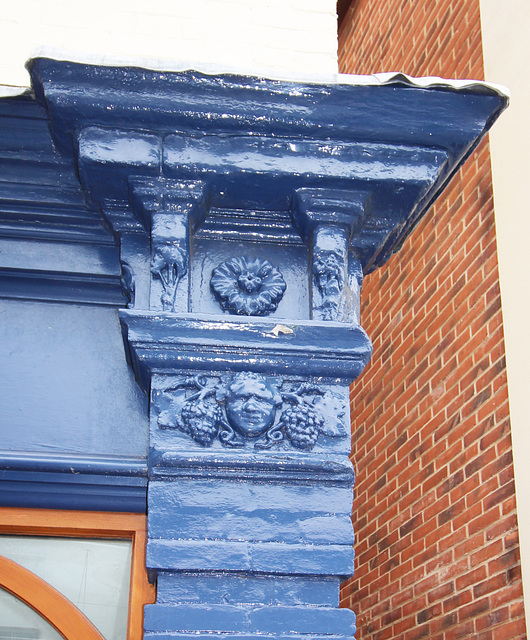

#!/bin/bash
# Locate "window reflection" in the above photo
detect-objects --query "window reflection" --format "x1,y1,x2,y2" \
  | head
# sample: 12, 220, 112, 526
0, 587, 63, 640
0, 537, 132, 640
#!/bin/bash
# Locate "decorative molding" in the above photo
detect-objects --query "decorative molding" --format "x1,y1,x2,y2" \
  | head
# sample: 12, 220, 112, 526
29, 59, 506, 157
148, 449, 355, 485
195, 208, 304, 246
0, 453, 147, 512
29, 59, 508, 273
119, 311, 373, 391
0, 267, 126, 307
0, 98, 114, 247
210, 257, 287, 316
0, 452, 147, 476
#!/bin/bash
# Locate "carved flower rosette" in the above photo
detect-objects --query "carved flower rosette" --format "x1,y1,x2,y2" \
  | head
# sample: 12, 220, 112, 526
157, 373, 348, 451
210, 256, 286, 316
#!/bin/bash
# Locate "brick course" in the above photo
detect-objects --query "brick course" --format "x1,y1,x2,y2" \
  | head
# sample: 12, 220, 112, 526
338, 1, 526, 638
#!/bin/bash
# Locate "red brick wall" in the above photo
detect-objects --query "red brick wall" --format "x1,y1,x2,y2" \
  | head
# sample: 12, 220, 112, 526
338, 1, 526, 638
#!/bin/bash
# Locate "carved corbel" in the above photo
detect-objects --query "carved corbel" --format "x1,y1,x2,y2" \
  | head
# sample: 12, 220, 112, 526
291, 188, 368, 323
129, 177, 208, 313
101, 200, 150, 309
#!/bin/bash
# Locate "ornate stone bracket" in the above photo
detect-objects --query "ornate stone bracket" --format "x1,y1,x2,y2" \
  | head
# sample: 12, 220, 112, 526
129, 177, 207, 313
291, 188, 368, 323
103, 178, 208, 312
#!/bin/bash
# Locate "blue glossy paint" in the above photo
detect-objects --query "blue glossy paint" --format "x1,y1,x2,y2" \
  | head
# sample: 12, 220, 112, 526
155, 572, 340, 606
120, 311, 372, 390
0, 300, 148, 510
144, 602, 356, 635
0, 450, 147, 513
28, 59, 507, 272
28, 60, 503, 152
0, 58, 508, 639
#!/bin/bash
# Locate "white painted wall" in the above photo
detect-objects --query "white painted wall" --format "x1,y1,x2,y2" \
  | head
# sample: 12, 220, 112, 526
0, 0, 338, 88
480, 0, 530, 629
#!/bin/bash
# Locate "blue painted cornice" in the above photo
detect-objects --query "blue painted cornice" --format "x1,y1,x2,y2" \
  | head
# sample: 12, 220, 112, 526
28, 58, 508, 273
0, 95, 108, 246
120, 311, 372, 391
0, 95, 125, 306
0, 59, 508, 639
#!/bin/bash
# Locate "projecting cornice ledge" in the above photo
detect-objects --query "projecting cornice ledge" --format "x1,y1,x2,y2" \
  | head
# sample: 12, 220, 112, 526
28, 58, 508, 273
119, 311, 373, 392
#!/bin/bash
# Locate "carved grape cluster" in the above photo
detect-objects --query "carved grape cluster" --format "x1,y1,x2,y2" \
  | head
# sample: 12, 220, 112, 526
180, 396, 220, 447
280, 403, 324, 450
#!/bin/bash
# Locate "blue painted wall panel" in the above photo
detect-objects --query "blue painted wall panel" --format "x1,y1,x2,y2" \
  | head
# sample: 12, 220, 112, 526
0, 299, 148, 457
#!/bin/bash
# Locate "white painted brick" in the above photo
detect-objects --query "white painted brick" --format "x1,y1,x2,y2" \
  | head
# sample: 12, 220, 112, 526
0, 0, 339, 87
287, 0, 337, 13
271, 28, 338, 54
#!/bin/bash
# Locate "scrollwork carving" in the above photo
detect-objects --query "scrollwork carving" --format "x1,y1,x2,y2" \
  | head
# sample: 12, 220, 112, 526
210, 256, 286, 316
151, 244, 187, 312
157, 373, 348, 451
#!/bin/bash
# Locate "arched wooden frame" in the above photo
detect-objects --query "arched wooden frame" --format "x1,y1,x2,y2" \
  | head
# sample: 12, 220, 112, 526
0, 555, 105, 640
0, 508, 156, 640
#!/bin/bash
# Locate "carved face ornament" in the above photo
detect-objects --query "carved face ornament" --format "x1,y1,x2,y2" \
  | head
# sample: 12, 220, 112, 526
158, 373, 348, 450
221, 372, 283, 438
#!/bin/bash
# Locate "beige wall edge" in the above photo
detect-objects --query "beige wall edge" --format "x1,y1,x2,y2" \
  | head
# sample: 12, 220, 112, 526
480, 0, 530, 631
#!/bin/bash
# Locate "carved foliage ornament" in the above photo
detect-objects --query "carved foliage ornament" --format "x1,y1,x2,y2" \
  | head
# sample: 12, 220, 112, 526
151, 244, 187, 312
313, 249, 344, 321
210, 256, 286, 316
158, 373, 348, 451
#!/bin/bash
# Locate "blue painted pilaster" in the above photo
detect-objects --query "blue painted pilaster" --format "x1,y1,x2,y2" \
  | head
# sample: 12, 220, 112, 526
121, 178, 368, 640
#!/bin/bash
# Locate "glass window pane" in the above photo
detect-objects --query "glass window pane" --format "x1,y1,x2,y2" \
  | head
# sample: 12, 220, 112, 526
0, 587, 64, 640
0, 537, 132, 640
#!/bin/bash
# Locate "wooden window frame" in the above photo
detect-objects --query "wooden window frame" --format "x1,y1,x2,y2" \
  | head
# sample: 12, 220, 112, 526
0, 554, 105, 639
0, 507, 156, 640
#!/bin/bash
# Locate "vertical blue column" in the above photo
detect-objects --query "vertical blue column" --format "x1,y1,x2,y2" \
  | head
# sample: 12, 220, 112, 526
118, 198, 371, 639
